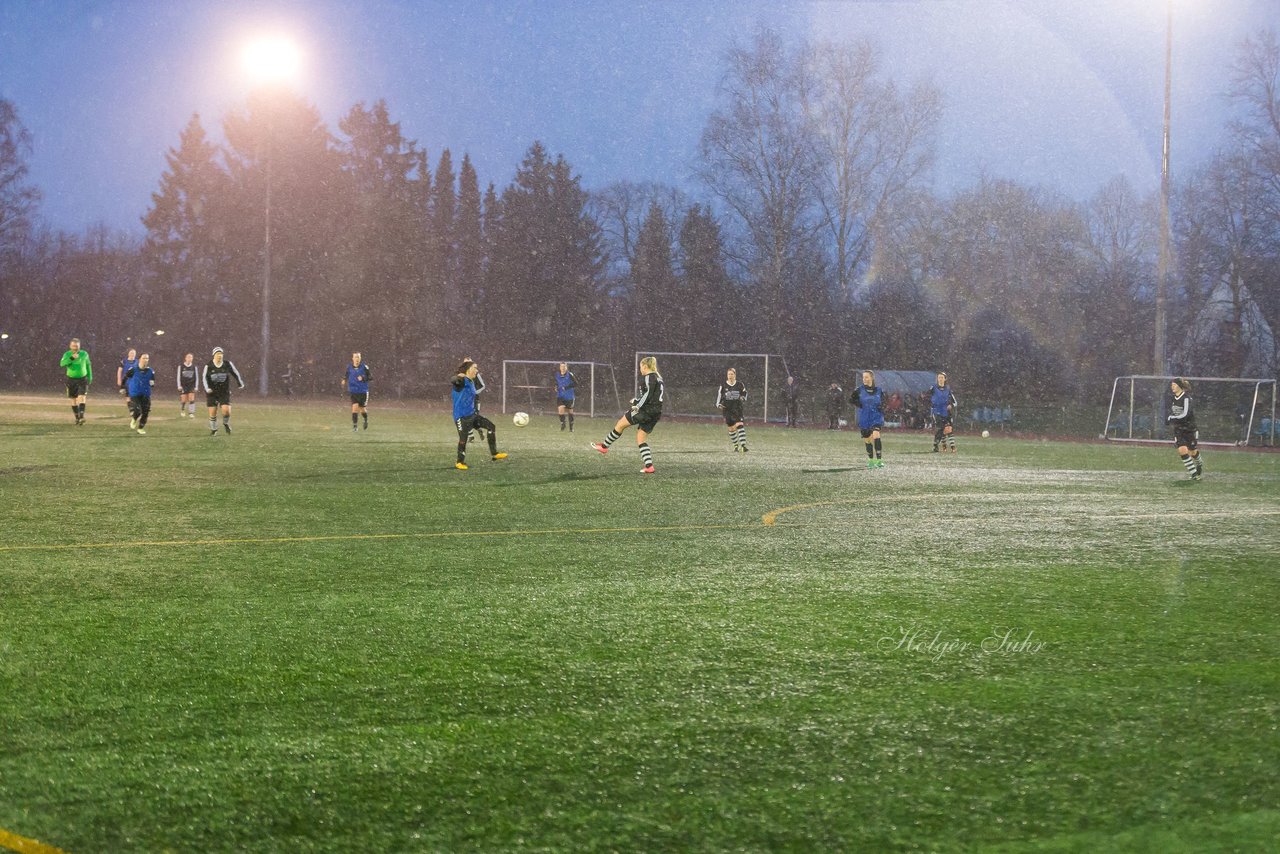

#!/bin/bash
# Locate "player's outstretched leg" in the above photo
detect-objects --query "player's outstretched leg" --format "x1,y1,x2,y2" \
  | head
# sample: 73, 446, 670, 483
639, 442, 655, 474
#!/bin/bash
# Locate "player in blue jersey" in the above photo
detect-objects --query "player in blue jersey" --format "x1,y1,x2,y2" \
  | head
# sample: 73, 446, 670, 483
591, 356, 663, 474
117, 347, 138, 423
850, 370, 886, 469
451, 360, 507, 470
554, 362, 576, 431
929, 372, 959, 453
345, 352, 372, 433
123, 353, 156, 434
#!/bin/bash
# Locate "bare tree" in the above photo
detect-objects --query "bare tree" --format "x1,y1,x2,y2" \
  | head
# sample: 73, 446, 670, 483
804, 39, 942, 295
696, 27, 822, 348
589, 180, 687, 280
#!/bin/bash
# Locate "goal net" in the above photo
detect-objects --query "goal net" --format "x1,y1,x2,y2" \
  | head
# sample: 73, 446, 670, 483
500, 361, 622, 419
633, 351, 791, 422
1103, 375, 1277, 447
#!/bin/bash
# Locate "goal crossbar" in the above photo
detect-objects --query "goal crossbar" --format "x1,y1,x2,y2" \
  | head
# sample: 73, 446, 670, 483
1103, 375, 1277, 446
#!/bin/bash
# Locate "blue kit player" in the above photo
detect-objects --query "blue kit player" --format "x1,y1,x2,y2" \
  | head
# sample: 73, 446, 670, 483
345, 352, 372, 433
555, 362, 576, 431
851, 370, 886, 469
123, 353, 156, 434
452, 360, 507, 470
930, 372, 958, 453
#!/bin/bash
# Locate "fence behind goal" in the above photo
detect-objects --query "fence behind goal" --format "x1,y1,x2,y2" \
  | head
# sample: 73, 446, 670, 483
632, 352, 791, 422
500, 361, 622, 419
1103, 375, 1277, 446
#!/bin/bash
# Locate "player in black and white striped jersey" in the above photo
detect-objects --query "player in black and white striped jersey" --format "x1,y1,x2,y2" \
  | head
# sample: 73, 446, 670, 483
591, 356, 664, 474
1167, 377, 1203, 480
716, 367, 749, 453
177, 353, 199, 417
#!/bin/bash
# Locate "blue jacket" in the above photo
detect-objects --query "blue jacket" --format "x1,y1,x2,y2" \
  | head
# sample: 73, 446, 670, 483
125, 366, 155, 397
451, 377, 477, 420
555, 370, 575, 400
346, 362, 371, 394
930, 385, 957, 418
851, 384, 885, 431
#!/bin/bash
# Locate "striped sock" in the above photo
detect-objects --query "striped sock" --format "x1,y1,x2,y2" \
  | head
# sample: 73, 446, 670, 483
947, 435, 956, 450
737, 427, 748, 449
602, 429, 621, 448
639, 442, 653, 468
730, 430, 740, 450
1181, 454, 1197, 475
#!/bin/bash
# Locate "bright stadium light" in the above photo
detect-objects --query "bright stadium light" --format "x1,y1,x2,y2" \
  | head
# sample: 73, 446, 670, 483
240, 36, 302, 87
238, 33, 303, 396
0, 333, 8, 340
155, 329, 165, 336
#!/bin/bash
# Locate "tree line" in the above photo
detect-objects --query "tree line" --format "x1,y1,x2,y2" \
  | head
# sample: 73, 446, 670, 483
2, 27, 1278, 405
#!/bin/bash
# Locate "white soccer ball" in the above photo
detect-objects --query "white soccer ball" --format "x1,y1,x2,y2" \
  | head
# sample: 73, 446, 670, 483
513, 411, 530, 427
981, 429, 990, 438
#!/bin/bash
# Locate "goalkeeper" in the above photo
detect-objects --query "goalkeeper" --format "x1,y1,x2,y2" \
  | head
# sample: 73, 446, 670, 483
591, 356, 663, 474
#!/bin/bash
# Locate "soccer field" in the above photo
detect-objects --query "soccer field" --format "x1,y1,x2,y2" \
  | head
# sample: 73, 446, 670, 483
2, 394, 1278, 852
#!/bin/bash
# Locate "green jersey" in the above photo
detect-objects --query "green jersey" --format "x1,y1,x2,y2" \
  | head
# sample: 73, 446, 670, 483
60, 349, 92, 382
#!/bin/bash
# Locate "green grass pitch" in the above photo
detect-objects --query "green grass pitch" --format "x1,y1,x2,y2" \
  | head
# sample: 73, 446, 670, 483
2, 394, 1278, 852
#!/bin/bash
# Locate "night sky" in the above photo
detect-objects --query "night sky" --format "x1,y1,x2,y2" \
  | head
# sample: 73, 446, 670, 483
2, 0, 1275, 235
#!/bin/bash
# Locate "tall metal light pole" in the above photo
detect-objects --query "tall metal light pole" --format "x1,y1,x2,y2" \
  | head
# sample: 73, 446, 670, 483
260, 107, 273, 396
241, 36, 301, 396
1154, 0, 1172, 375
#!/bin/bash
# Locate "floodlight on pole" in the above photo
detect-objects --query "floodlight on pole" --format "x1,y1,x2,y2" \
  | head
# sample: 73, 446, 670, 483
240, 34, 302, 396
1154, 0, 1172, 375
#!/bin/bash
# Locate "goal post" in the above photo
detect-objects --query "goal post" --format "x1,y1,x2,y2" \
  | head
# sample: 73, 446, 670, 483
633, 351, 791, 423
1103, 375, 1277, 447
500, 360, 622, 419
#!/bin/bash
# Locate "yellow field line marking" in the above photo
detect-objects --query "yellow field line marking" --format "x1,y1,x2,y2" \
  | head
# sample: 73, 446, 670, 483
3, 500, 1276, 554
0, 827, 66, 854
0, 523, 760, 553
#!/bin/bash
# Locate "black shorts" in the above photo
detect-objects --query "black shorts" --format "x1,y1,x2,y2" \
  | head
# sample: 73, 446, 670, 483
626, 409, 661, 433
860, 426, 882, 439
1173, 427, 1198, 450
66, 378, 88, 398
130, 395, 152, 413
722, 408, 744, 426
934, 415, 953, 429
350, 392, 369, 407
206, 390, 231, 408
456, 413, 496, 439
179, 381, 197, 394
556, 396, 575, 409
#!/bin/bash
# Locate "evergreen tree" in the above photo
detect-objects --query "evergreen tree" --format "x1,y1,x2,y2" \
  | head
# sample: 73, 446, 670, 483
487, 142, 604, 355
630, 202, 678, 348
141, 113, 229, 344
337, 99, 423, 394
456, 155, 486, 332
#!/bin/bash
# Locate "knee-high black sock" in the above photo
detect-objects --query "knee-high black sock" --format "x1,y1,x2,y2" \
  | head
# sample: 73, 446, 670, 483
488, 430, 498, 455
362, 411, 368, 428
457, 441, 468, 464
865, 442, 874, 459
559, 414, 566, 427
873, 437, 883, 459
352, 412, 359, 427
933, 426, 944, 448
71, 404, 79, 420
568, 413, 574, 429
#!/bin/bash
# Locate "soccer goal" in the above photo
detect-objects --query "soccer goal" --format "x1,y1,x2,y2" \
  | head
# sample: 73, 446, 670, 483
1103, 375, 1277, 447
633, 351, 791, 423
500, 360, 622, 418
